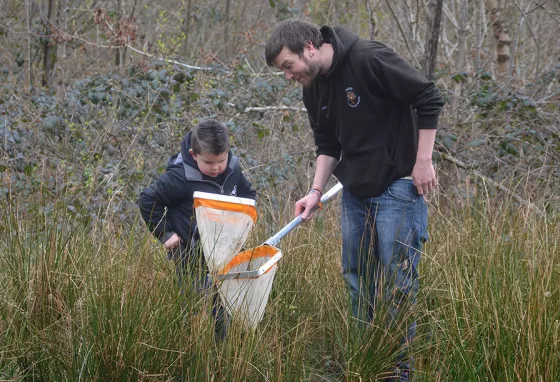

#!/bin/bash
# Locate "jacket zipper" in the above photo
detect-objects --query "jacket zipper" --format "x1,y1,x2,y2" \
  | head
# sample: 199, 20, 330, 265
193, 168, 233, 195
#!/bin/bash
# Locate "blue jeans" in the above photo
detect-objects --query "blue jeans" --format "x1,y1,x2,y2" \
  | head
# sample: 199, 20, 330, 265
341, 179, 428, 372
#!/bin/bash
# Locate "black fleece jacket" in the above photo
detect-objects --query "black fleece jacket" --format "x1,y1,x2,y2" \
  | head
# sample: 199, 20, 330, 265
138, 132, 256, 248
303, 26, 444, 198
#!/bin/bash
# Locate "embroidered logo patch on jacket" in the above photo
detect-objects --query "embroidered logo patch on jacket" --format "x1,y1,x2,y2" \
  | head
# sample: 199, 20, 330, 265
345, 87, 360, 107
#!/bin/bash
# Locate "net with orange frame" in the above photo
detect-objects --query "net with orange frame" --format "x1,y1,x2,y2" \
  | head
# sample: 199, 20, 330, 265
193, 192, 257, 273
193, 183, 342, 329
217, 245, 281, 329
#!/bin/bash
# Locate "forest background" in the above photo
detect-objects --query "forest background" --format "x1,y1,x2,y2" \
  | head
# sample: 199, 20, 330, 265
0, 0, 559, 380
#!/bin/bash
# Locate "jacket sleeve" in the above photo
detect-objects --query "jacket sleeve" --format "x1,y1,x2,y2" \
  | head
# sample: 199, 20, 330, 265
138, 171, 184, 244
303, 90, 342, 159
237, 171, 257, 200
368, 47, 444, 129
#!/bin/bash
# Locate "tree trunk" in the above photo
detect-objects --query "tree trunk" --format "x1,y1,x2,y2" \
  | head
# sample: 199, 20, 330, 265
123, 0, 137, 66
56, 0, 67, 99
423, 0, 444, 80
182, 0, 193, 56
452, 0, 468, 111
42, 0, 57, 90
24, 0, 32, 90
329, 0, 337, 25
224, 0, 231, 62
115, 0, 122, 67
232, 0, 249, 59
485, 0, 512, 79
366, 0, 377, 40
456, 0, 468, 72
401, 0, 416, 49
476, 0, 483, 75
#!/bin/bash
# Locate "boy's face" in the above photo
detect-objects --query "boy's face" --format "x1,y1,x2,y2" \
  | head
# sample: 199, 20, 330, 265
189, 149, 229, 178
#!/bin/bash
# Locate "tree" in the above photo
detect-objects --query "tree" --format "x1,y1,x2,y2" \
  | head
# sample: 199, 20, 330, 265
24, 0, 32, 90
485, 0, 512, 79
41, 0, 57, 89
366, 0, 377, 40
423, 0, 444, 80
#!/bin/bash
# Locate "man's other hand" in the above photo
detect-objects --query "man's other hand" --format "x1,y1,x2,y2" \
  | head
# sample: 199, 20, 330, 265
411, 158, 437, 195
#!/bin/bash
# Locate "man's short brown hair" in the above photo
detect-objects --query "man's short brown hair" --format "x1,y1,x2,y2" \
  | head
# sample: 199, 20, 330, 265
265, 19, 324, 66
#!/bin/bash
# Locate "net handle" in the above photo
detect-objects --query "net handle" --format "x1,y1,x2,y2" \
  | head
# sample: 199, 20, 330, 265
264, 182, 343, 247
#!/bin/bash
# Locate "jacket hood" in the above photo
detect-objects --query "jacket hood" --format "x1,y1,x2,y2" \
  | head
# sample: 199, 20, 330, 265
320, 26, 359, 79
179, 131, 198, 169
314, 26, 359, 125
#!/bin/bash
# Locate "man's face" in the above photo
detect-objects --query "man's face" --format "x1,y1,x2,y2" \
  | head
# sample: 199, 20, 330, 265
190, 150, 228, 178
273, 47, 321, 87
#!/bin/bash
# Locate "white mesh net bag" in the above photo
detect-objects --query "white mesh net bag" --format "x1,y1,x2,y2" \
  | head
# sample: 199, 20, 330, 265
217, 245, 281, 329
193, 192, 257, 272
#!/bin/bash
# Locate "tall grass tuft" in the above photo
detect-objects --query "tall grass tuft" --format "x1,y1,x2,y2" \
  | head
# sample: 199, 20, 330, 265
417, 198, 559, 381
1, 190, 558, 381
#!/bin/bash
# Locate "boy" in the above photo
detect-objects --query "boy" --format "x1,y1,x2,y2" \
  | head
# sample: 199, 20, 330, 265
139, 119, 256, 339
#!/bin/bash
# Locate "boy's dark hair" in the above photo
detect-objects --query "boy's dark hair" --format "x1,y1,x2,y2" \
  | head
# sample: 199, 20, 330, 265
190, 119, 230, 155
265, 19, 324, 66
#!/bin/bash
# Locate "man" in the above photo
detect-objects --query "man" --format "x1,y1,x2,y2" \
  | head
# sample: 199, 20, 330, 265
265, 20, 444, 380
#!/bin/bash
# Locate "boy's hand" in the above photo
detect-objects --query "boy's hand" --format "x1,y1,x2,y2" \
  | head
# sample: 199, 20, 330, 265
164, 233, 182, 250
295, 193, 321, 221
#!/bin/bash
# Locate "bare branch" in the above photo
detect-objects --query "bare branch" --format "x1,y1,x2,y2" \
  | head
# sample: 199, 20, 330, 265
441, 153, 545, 216
384, 0, 422, 69
227, 104, 307, 112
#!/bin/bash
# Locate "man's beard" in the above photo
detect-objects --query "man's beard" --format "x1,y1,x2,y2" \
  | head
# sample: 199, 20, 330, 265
302, 56, 322, 87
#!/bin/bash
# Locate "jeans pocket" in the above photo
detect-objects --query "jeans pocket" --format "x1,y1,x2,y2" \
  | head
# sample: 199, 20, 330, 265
386, 180, 418, 203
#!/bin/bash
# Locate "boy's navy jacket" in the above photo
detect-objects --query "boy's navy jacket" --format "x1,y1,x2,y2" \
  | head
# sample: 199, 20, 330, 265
303, 25, 444, 198
139, 132, 256, 247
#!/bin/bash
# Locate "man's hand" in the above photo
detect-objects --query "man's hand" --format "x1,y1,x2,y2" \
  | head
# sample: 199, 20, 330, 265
295, 154, 337, 220
295, 192, 321, 221
163, 233, 182, 250
411, 157, 437, 195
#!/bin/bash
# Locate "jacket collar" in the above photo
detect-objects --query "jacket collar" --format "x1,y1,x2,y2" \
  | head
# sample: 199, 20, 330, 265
174, 152, 239, 180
